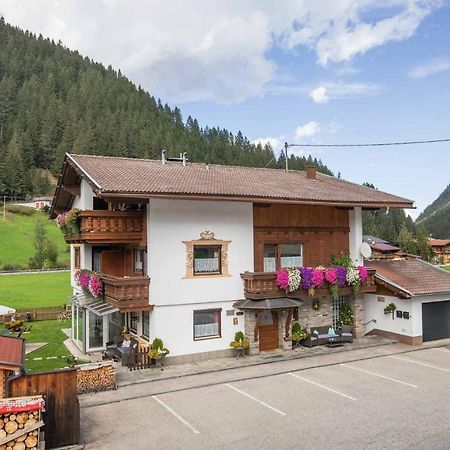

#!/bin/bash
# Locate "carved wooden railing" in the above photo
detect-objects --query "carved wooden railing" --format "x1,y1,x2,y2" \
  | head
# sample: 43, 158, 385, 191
66, 210, 146, 244
241, 268, 376, 300
102, 275, 151, 312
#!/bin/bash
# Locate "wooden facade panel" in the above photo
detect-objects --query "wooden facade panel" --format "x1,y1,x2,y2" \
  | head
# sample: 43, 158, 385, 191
100, 249, 134, 277
253, 204, 349, 228
7, 369, 80, 448
253, 204, 349, 271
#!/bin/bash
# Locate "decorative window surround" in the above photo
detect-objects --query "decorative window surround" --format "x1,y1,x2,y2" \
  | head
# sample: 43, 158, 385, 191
183, 231, 231, 279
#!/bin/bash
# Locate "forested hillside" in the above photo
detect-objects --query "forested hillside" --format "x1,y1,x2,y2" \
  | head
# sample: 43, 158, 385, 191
416, 184, 450, 238
0, 18, 332, 198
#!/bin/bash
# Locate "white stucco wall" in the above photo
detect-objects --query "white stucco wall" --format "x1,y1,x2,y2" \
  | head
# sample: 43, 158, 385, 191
148, 198, 254, 306
364, 293, 419, 337
79, 179, 93, 210
147, 198, 253, 356
349, 206, 363, 266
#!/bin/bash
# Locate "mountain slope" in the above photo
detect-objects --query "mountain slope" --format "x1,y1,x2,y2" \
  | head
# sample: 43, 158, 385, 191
0, 18, 332, 198
416, 184, 450, 238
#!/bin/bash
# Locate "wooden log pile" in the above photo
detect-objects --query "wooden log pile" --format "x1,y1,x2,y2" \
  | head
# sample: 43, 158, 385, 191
77, 363, 116, 394
0, 410, 42, 450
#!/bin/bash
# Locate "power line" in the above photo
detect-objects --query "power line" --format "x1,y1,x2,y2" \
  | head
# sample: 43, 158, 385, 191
287, 138, 450, 148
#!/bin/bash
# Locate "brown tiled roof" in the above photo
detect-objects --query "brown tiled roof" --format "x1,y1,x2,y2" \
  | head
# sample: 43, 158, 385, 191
429, 239, 450, 247
370, 259, 450, 296
370, 242, 401, 252
0, 336, 25, 368
67, 154, 414, 207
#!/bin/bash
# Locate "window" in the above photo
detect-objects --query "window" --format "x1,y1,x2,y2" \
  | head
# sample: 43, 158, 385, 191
74, 247, 81, 269
133, 249, 147, 275
142, 311, 149, 339
193, 245, 222, 275
263, 243, 303, 271
193, 309, 221, 340
128, 311, 139, 334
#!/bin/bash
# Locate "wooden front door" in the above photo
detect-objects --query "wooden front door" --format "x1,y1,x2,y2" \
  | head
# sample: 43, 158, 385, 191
259, 310, 279, 351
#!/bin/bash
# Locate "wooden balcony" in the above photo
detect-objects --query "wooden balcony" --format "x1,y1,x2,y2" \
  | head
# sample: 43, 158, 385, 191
66, 210, 146, 244
241, 268, 376, 300
102, 275, 151, 312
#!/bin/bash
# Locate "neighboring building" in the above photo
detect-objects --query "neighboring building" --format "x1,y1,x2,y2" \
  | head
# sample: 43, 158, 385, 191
364, 259, 450, 345
34, 196, 53, 210
428, 238, 450, 264
50, 153, 415, 360
0, 336, 25, 397
363, 235, 401, 260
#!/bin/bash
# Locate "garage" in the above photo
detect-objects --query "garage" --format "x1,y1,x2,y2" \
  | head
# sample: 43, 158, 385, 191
422, 301, 450, 342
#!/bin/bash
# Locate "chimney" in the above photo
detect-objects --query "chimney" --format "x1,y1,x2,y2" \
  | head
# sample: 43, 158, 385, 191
161, 149, 167, 165
306, 166, 316, 180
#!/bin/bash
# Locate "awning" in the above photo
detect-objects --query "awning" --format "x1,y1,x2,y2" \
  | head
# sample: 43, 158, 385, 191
69, 294, 120, 316
85, 301, 120, 317
233, 298, 303, 310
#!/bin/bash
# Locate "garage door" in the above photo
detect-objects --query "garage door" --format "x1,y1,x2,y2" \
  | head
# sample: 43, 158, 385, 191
422, 301, 450, 342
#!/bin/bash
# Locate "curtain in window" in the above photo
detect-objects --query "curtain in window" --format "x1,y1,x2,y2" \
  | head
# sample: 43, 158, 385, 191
280, 256, 302, 268
194, 258, 219, 273
194, 322, 219, 337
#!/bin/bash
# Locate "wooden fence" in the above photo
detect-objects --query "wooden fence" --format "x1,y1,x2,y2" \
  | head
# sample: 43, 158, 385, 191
6, 368, 80, 448
128, 348, 154, 371
0, 305, 68, 322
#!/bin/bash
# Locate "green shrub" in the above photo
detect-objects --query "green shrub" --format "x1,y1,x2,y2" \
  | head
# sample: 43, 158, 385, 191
338, 304, 354, 327
2, 263, 26, 271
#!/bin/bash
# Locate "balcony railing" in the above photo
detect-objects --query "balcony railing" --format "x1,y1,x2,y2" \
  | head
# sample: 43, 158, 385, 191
66, 210, 146, 244
241, 268, 376, 300
102, 275, 151, 312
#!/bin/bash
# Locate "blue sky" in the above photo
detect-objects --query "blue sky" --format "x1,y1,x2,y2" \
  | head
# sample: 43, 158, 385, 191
2, 0, 449, 217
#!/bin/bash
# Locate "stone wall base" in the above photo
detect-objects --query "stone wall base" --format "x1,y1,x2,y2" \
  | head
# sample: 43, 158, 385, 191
367, 329, 423, 346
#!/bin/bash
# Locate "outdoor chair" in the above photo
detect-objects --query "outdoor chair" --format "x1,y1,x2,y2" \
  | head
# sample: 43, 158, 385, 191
339, 325, 354, 343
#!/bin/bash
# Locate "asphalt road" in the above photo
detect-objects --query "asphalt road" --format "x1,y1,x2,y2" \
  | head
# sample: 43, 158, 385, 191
81, 347, 450, 449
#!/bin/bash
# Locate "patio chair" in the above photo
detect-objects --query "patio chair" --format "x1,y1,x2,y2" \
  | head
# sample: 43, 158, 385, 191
339, 325, 354, 343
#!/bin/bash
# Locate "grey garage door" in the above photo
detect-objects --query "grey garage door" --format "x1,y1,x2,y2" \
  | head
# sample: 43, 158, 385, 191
422, 301, 450, 342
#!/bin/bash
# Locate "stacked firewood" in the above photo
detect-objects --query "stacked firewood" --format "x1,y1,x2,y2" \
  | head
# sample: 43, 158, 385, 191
77, 363, 116, 394
0, 410, 40, 449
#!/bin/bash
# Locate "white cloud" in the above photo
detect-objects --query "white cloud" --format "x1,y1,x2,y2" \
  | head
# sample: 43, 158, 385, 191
409, 57, 450, 78
251, 136, 285, 151
295, 121, 321, 140
0, 0, 440, 103
310, 86, 329, 104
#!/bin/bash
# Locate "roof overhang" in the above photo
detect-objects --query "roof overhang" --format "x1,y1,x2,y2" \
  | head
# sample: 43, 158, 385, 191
233, 298, 303, 310
375, 274, 412, 299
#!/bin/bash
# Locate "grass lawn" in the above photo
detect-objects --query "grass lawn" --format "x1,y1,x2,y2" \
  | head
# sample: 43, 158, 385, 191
0, 209, 69, 268
0, 272, 72, 309
442, 265, 450, 272
1, 319, 73, 372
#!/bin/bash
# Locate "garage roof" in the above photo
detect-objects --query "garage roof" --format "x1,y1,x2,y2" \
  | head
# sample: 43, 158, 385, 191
0, 336, 25, 369
370, 259, 450, 297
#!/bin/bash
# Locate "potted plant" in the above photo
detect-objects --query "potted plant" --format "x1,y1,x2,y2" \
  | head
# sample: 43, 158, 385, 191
122, 325, 131, 341
230, 331, 250, 358
55, 208, 81, 237
338, 304, 354, 330
148, 338, 170, 366
291, 321, 307, 348
384, 302, 397, 319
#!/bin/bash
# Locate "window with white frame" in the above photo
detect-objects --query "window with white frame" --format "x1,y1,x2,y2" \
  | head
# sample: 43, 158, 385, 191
193, 309, 221, 340
128, 311, 139, 334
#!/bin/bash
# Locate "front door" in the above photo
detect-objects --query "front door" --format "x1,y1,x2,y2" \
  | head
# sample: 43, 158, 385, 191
259, 310, 279, 351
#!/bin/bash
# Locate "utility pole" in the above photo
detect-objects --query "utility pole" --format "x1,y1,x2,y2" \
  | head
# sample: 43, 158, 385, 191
3, 196, 6, 223
284, 142, 289, 171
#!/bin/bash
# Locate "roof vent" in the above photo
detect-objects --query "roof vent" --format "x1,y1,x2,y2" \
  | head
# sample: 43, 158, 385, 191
162, 151, 188, 166
306, 166, 316, 180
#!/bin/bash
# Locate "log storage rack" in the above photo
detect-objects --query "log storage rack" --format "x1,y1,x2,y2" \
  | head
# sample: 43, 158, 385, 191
0, 396, 45, 450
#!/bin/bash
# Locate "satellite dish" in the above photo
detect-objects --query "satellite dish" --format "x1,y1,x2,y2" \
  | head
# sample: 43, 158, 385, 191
360, 242, 372, 259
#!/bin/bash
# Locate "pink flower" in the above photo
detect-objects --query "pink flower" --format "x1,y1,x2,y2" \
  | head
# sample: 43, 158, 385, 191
358, 266, 368, 283
311, 268, 325, 287
275, 270, 289, 290
88, 274, 103, 298
79, 272, 90, 288
325, 267, 338, 285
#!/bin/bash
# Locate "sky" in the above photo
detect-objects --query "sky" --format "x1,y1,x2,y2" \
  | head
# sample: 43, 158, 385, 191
1, 0, 449, 218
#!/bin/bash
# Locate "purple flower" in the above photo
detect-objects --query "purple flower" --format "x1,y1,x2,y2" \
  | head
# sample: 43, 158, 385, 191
336, 267, 347, 287
300, 267, 313, 290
